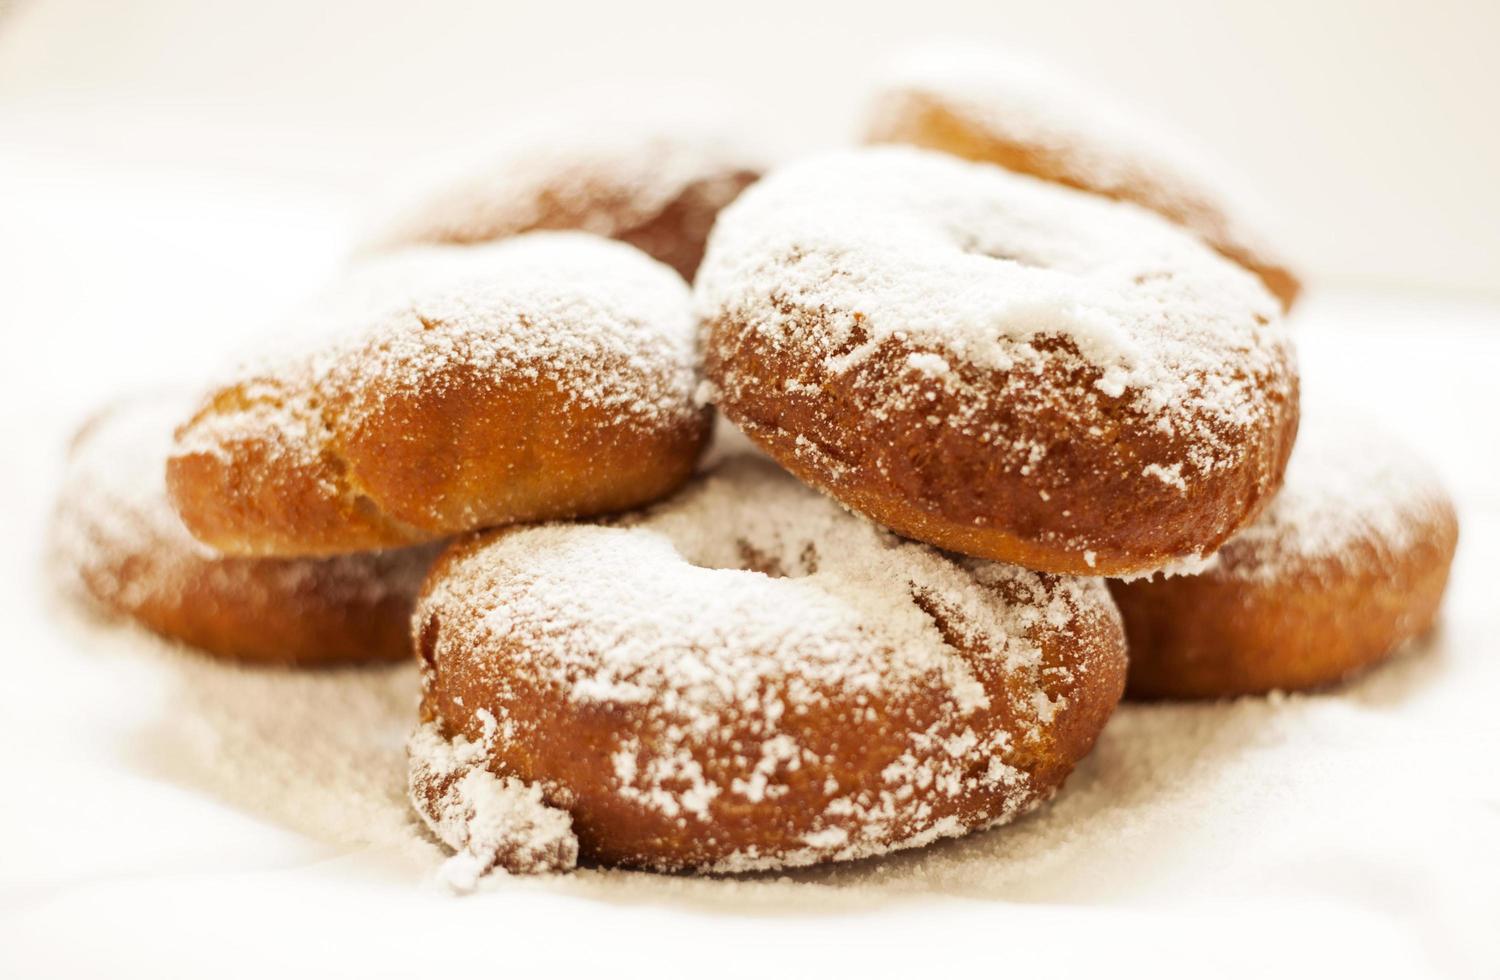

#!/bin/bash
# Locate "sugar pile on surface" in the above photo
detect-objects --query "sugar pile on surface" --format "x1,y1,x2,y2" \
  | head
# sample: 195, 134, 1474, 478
55, 588, 1477, 911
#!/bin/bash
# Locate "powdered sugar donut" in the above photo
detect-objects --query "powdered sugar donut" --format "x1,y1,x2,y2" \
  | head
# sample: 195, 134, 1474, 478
52, 394, 436, 665
408, 457, 1126, 876
1110, 414, 1459, 698
698, 147, 1299, 578
168, 233, 710, 557
367, 130, 760, 281
865, 46, 1301, 309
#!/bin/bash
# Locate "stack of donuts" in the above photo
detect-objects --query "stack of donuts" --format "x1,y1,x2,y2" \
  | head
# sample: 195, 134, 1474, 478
52, 47, 1458, 882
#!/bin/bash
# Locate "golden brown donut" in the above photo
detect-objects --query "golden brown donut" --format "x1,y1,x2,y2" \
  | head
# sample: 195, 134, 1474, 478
407, 457, 1127, 878
51, 394, 436, 666
698, 147, 1299, 578
1110, 414, 1459, 698
865, 46, 1302, 309
366, 130, 760, 281
168, 233, 710, 557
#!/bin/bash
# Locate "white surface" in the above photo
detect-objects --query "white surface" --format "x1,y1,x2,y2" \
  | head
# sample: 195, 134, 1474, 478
3, 0, 1500, 296
2, 15, 1499, 976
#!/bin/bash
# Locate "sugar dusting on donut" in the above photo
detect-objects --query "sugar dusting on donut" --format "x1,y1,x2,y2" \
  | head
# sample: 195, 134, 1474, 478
408, 722, 579, 888
338, 235, 698, 424
182, 233, 700, 461
365, 127, 761, 279
697, 146, 1293, 487
54, 394, 431, 615
866, 43, 1292, 297
1211, 414, 1456, 580
410, 456, 1125, 876
170, 232, 706, 552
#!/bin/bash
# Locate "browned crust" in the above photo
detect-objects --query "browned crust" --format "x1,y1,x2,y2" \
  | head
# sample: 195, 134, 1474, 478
591, 171, 761, 281
72, 546, 428, 667
705, 326, 1299, 578
389, 170, 760, 282
1109, 500, 1459, 698
167, 343, 712, 558
867, 93, 1302, 310
412, 530, 1128, 871
56, 401, 436, 666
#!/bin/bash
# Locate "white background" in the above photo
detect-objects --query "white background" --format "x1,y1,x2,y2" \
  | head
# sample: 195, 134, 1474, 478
2, 0, 1499, 296
2, 2, 1498, 978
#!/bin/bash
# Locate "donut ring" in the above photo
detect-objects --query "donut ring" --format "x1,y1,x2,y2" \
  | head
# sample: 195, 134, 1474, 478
168, 233, 710, 557
698, 147, 1299, 578
408, 457, 1126, 876
52, 395, 435, 665
865, 46, 1302, 309
367, 130, 760, 281
1110, 415, 1459, 698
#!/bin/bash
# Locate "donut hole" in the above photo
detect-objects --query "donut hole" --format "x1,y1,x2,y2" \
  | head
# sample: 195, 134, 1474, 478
909, 587, 969, 653
730, 540, 820, 579
673, 536, 821, 581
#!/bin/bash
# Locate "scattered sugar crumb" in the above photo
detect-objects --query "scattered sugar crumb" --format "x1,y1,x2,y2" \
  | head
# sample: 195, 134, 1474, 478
1142, 462, 1187, 491
407, 722, 578, 888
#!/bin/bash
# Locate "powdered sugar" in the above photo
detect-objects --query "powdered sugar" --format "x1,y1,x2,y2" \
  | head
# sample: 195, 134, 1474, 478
1212, 413, 1454, 580
366, 127, 759, 278
196, 231, 698, 438
696, 146, 1293, 485
1142, 462, 1188, 491
1116, 550, 1224, 583
413, 456, 1121, 877
171, 233, 703, 544
407, 722, 578, 886
868, 43, 1288, 277
327, 235, 697, 425
50, 583, 1467, 906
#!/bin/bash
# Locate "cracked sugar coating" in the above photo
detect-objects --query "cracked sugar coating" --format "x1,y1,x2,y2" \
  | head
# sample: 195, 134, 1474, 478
51, 393, 436, 665
865, 44, 1301, 309
409, 456, 1126, 876
697, 146, 1299, 578
366, 128, 761, 280
168, 233, 711, 557
1110, 413, 1460, 698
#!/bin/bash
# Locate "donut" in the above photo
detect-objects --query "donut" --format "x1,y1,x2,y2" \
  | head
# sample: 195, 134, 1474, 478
408, 456, 1127, 876
697, 146, 1299, 578
366, 129, 761, 280
168, 233, 710, 557
52, 394, 436, 665
865, 46, 1302, 309
1110, 414, 1459, 698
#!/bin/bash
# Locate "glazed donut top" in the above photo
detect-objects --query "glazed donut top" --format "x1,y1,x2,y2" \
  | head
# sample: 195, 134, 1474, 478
367, 129, 760, 278
1201, 414, 1456, 581
54, 394, 430, 610
416, 456, 1119, 853
698, 147, 1293, 489
866, 45, 1293, 302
